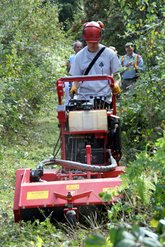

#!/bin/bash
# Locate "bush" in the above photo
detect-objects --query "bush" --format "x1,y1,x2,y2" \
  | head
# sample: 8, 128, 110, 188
0, 0, 71, 138
120, 67, 164, 163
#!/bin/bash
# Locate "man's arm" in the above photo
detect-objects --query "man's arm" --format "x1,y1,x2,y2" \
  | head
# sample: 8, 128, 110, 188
69, 54, 82, 95
136, 56, 144, 71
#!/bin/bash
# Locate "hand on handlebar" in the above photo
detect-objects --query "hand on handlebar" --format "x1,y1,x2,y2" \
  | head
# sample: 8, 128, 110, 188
112, 82, 121, 95
70, 85, 78, 96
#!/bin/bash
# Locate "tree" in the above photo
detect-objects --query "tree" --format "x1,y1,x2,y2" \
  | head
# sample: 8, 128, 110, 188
117, 0, 165, 162
0, 0, 70, 137
51, 0, 83, 30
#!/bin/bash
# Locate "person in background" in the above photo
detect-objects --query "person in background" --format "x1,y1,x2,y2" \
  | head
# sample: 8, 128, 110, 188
70, 21, 121, 100
109, 46, 118, 55
66, 40, 83, 73
120, 42, 144, 92
64, 40, 83, 105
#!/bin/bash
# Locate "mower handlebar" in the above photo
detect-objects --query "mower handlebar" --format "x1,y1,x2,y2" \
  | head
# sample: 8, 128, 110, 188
56, 74, 114, 86
56, 74, 115, 105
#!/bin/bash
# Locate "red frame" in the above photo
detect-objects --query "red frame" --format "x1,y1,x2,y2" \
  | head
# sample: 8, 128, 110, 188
56, 75, 116, 114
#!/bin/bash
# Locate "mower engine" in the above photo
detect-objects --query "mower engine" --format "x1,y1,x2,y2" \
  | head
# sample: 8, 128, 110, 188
61, 97, 121, 165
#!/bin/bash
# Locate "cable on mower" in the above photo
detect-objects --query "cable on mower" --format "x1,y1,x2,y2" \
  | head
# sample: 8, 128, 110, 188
52, 131, 61, 157
37, 155, 117, 173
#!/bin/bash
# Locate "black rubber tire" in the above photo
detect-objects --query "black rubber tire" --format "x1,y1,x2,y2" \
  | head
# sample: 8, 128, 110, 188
66, 210, 77, 226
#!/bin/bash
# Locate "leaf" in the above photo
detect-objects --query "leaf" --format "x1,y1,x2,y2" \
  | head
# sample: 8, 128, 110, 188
150, 219, 159, 228
125, 8, 131, 16
141, 227, 158, 240
109, 227, 125, 244
139, 5, 146, 11
100, 191, 113, 202
116, 239, 137, 247
157, 219, 165, 234
84, 233, 106, 247
122, 231, 136, 241
141, 237, 162, 247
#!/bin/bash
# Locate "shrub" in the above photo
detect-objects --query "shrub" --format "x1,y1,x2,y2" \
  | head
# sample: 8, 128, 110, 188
0, 0, 71, 138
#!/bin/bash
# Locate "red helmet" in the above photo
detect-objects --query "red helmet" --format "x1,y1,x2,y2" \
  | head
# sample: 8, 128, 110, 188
83, 21, 104, 43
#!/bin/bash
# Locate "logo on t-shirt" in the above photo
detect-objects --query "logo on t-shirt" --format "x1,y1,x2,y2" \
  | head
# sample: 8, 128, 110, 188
99, 62, 104, 68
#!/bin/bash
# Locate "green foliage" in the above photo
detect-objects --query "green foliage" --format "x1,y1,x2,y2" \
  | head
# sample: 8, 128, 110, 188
120, 74, 164, 163
83, 223, 164, 246
97, 136, 164, 246
84, 233, 106, 247
120, 136, 165, 221
0, 217, 65, 247
120, 0, 165, 66
0, 0, 70, 138
0, 103, 80, 246
117, 0, 164, 164
68, 1, 86, 41
108, 223, 163, 247
53, 0, 83, 30
81, 0, 126, 53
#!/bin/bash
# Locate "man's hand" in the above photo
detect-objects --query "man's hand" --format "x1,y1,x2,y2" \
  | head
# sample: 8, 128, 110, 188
70, 85, 77, 96
112, 83, 121, 95
112, 73, 122, 95
125, 62, 132, 67
134, 64, 138, 70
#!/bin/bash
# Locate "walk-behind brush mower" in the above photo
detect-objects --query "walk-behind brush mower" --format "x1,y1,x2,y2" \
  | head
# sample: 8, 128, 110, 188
13, 75, 125, 225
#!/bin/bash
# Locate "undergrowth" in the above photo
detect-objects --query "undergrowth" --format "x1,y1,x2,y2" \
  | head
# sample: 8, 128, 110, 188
0, 93, 164, 247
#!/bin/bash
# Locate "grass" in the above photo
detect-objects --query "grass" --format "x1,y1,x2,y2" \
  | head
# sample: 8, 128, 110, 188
1, 91, 164, 246
0, 93, 108, 247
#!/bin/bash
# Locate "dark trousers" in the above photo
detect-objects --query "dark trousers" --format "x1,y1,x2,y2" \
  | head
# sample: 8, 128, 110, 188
121, 78, 137, 92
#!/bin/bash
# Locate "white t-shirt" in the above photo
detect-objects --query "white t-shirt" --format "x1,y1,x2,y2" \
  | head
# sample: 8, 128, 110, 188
70, 44, 121, 99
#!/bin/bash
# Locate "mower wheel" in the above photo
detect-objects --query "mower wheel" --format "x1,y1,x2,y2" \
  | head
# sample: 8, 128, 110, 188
66, 210, 77, 226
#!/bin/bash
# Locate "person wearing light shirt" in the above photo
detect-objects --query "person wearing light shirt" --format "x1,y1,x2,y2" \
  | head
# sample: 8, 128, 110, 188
120, 42, 144, 91
64, 40, 83, 105
70, 21, 122, 100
